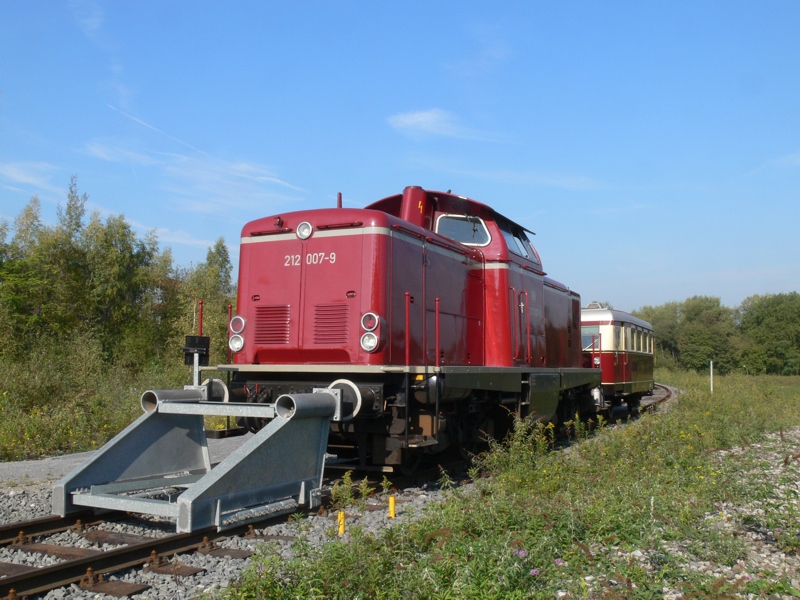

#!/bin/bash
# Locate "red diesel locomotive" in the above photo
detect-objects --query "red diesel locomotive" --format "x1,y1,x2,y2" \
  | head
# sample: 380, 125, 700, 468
581, 303, 655, 413
220, 186, 602, 469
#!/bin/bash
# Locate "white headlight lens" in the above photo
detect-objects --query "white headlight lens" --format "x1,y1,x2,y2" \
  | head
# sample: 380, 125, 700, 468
297, 222, 313, 239
360, 312, 379, 331
360, 332, 379, 352
229, 334, 245, 353
230, 316, 246, 334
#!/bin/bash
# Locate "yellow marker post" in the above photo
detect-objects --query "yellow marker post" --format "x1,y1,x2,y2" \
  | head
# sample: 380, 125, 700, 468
388, 495, 396, 518
337, 510, 345, 535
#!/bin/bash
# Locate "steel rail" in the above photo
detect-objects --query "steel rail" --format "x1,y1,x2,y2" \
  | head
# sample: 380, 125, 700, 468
0, 510, 99, 546
0, 516, 257, 598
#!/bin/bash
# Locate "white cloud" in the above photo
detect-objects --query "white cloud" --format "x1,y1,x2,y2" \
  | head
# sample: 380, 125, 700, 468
412, 159, 606, 192
746, 151, 800, 176
0, 162, 63, 196
159, 153, 305, 213
69, 0, 104, 37
388, 108, 503, 142
443, 24, 511, 77
127, 218, 216, 249
773, 152, 800, 167
389, 109, 460, 137
84, 141, 157, 166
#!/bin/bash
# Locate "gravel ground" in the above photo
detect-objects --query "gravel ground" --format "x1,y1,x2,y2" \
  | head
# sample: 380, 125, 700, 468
0, 439, 452, 599
2, 389, 800, 599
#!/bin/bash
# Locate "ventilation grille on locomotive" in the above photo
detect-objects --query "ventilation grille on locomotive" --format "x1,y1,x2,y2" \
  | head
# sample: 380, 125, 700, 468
254, 305, 291, 344
314, 303, 349, 344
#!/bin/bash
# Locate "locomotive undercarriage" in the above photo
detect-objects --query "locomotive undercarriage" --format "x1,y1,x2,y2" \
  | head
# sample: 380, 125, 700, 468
228, 372, 493, 469
226, 366, 601, 469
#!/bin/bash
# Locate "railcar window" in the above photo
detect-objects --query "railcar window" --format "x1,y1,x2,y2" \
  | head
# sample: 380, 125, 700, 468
614, 326, 621, 350
435, 214, 491, 246
581, 326, 600, 351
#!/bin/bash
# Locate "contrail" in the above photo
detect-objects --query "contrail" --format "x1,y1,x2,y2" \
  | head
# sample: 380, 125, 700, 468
107, 104, 206, 154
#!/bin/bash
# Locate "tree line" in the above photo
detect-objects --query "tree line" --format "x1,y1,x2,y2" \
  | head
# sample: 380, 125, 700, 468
0, 179, 796, 457
633, 293, 800, 375
0, 179, 235, 458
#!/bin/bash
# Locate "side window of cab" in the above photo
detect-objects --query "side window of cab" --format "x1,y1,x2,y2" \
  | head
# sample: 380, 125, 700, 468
498, 219, 541, 264
435, 214, 491, 246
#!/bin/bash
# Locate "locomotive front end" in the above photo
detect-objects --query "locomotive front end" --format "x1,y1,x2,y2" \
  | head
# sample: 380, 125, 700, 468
231, 208, 389, 367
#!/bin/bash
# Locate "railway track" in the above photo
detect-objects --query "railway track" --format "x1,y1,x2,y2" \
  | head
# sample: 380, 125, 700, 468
0, 466, 462, 599
0, 386, 674, 599
0, 512, 267, 598
642, 383, 674, 411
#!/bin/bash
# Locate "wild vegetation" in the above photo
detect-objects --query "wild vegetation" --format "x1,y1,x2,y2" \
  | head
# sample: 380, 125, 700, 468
215, 371, 800, 599
634, 294, 800, 375
0, 179, 235, 460
0, 183, 797, 443
2, 183, 800, 594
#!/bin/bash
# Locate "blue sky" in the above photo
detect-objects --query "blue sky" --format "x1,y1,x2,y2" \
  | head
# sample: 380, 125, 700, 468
1, 2, 799, 311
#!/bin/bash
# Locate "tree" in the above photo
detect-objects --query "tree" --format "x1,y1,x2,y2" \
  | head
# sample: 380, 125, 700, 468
738, 293, 800, 375
173, 237, 236, 367
677, 296, 737, 373
0, 179, 176, 366
633, 301, 681, 364
634, 297, 739, 373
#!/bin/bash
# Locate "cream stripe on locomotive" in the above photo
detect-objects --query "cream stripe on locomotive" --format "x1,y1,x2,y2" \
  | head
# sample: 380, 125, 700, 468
241, 226, 482, 264
240, 226, 392, 244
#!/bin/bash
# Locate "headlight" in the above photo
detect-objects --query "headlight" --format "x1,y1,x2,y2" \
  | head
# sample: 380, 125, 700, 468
360, 332, 379, 353
297, 221, 313, 240
360, 312, 379, 331
230, 315, 246, 334
229, 335, 245, 353
593, 356, 601, 367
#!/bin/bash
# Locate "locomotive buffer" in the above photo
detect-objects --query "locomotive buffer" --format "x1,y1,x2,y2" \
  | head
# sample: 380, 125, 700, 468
52, 339, 343, 533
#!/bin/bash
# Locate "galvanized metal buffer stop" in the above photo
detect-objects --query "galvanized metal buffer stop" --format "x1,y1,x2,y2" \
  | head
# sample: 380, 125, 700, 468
52, 385, 341, 533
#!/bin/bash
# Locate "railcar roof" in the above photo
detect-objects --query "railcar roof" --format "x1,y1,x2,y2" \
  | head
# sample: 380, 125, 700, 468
580, 307, 653, 330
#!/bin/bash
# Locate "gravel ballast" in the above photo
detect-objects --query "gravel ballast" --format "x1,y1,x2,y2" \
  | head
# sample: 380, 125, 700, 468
2, 402, 800, 598
0, 435, 451, 599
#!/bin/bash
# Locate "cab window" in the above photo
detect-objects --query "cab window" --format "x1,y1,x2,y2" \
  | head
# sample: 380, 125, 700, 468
498, 219, 540, 263
581, 326, 600, 351
435, 214, 491, 246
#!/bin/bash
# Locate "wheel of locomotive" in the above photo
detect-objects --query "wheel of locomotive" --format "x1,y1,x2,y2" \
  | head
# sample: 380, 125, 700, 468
397, 449, 423, 475
456, 440, 487, 463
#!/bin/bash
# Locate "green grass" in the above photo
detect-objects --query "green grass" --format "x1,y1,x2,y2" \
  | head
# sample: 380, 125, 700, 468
0, 332, 201, 460
213, 370, 800, 599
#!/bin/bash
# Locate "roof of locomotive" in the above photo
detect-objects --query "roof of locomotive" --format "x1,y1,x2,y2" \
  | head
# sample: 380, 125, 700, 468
580, 305, 653, 331
241, 188, 533, 238
366, 189, 535, 235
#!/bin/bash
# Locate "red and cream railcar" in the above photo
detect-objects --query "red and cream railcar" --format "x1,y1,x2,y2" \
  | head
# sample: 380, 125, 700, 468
581, 303, 654, 410
220, 186, 600, 468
